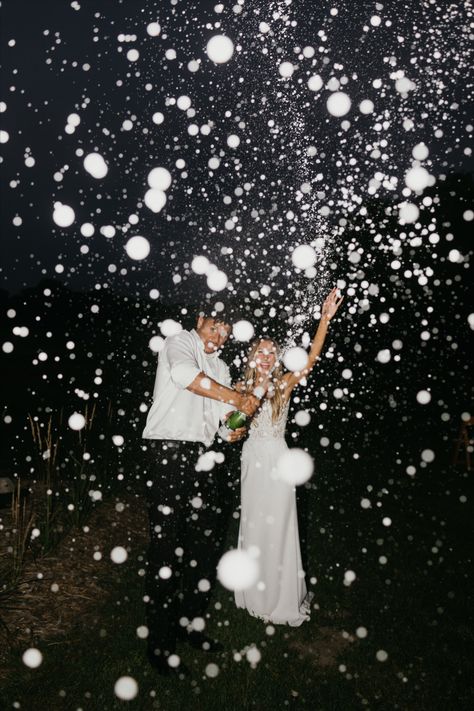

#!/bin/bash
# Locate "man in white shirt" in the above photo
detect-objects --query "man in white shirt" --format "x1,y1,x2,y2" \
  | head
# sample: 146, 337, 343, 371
142, 312, 259, 675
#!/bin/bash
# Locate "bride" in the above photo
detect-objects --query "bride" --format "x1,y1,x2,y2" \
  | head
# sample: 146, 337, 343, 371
234, 288, 343, 625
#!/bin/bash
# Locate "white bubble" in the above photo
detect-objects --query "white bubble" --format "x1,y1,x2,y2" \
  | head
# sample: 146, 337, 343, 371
110, 546, 128, 564
208, 156, 220, 170
0, 130, 9, 143
361, 498, 371, 509
83, 152, 108, 179
395, 76, 416, 94
370, 15, 381, 26
68, 412, 86, 431
126, 48, 139, 62
191, 255, 210, 274
112, 435, 124, 446
205, 663, 220, 678
283, 347, 308, 372
359, 99, 374, 114
276, 448, 314, 486
159, 566, 172, 579
217, 549, 259, 591
198, 579, 211, 592
114, 676, 138, 701
2, 342, 14, 354
168, 654, 181, 668
468, 313, 474, 330
22, 648, 43, 668
149, 335, 165, 353
125, 235, 150, 260
259, 21, 270, 33
326, 92, 351, 117
246, 646, 261, 665
412, 142, 429, 161
147, 167, 172, 191
416, 390, 431, 405
398, 202, 420, 224
344, 570, 356, 586
405, 166, 432, 192
196, 453, 216, 472
136, 625, 149, 639
147, 22, 161, 37
101, 225, 115, 239
421, 449, 435, 463
376, 650, 388, 662
291, 244, 317, 269
463, 210, 474, 222
53, 202, 75, 227
177, 95, 191, 111
448, 249, 462, 263
233, 320, 255, 342
227, 134, 240, 148
152, 111, 164, 125
278, 61, 294, 78
206, 35, 234, 64
160, 319, 182, 337
376, 349, 391, 364
67, 113, 80, 127
207, 270, 228, 291
188, 59, 200, 72
294, 410, 311, 427
122, 119, 134, 131
80, 222, 95, 237
144, 188, 167, 213
382, 517, 392, 527
356, 626, 368, 638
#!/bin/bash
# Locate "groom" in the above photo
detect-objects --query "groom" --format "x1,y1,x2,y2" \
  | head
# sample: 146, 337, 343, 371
141, 309, 259, 675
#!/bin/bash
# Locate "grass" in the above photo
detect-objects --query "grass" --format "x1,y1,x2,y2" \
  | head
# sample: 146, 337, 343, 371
1, 443, 473, 710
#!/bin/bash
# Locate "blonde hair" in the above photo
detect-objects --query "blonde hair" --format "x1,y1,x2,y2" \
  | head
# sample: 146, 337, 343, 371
242, 338, 286, 423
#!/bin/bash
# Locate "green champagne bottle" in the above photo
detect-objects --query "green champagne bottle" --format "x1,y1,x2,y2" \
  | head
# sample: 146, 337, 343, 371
226, 410, 248, 430
225, 386, 265, 430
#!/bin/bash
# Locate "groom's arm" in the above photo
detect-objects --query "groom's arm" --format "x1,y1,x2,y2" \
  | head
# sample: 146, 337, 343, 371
167, 335, 258, 415
187, 373, 258, 416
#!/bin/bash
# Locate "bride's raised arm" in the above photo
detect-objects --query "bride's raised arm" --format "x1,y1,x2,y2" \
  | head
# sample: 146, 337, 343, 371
282, 287, 344, 396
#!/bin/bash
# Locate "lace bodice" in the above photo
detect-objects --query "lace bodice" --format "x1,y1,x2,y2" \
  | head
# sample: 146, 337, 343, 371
248, 398, 290, 440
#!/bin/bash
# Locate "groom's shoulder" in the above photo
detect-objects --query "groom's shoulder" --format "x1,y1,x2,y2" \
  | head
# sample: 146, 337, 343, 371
165, 328, 193, 346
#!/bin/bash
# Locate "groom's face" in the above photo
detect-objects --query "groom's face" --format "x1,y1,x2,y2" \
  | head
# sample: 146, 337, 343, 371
196, 317, 231, 354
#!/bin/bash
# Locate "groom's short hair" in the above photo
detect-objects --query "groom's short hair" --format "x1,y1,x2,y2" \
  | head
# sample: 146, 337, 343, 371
196, 304, 242, 327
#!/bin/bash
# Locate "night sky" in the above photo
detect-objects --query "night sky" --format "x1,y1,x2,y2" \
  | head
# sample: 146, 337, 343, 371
1, 0, 472, 309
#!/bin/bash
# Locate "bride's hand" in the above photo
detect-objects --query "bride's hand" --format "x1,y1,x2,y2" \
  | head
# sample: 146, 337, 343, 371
321, 287, 344, 322
227, 426, 247, 443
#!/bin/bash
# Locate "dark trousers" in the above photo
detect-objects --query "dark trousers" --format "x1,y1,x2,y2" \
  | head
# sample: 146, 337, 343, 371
142, 439, 235, 657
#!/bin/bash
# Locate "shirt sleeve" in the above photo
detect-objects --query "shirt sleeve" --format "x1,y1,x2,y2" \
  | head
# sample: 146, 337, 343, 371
166, 334, 201, 389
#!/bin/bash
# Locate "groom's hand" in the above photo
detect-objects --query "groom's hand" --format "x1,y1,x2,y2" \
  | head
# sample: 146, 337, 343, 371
227, 426, 247, 443
239, 394, 260, 416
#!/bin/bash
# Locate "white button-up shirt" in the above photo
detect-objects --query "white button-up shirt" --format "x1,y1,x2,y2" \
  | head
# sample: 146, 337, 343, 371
142, 328, 233, 447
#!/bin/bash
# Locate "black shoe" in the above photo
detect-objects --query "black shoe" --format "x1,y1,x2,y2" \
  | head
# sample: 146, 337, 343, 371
146, 648, 191, 677
177, 629, 224, 653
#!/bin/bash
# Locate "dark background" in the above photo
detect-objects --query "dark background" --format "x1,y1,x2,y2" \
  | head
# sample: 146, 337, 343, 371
0, 0, 473, 706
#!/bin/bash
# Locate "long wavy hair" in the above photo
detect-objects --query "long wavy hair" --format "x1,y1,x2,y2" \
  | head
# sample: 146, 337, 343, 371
242, 338, 286, 423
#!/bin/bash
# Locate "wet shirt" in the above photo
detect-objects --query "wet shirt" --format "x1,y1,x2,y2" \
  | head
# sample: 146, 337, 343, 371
142, 328, 232, 447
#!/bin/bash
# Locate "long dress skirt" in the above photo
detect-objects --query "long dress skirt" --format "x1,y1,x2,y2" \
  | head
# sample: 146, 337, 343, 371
234, 436, 310, 626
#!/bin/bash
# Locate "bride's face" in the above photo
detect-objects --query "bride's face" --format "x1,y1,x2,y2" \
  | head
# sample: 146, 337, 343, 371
255, 340, 277, 374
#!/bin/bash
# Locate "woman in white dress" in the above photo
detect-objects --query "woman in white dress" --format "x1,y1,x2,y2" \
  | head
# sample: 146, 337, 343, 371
235, 288, 343, 625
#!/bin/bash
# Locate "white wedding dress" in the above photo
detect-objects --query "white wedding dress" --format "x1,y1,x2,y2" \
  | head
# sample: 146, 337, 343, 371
235, 398, 311, 626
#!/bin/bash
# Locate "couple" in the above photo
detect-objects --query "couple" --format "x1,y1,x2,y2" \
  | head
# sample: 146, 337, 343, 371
141, 288, 343, 675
